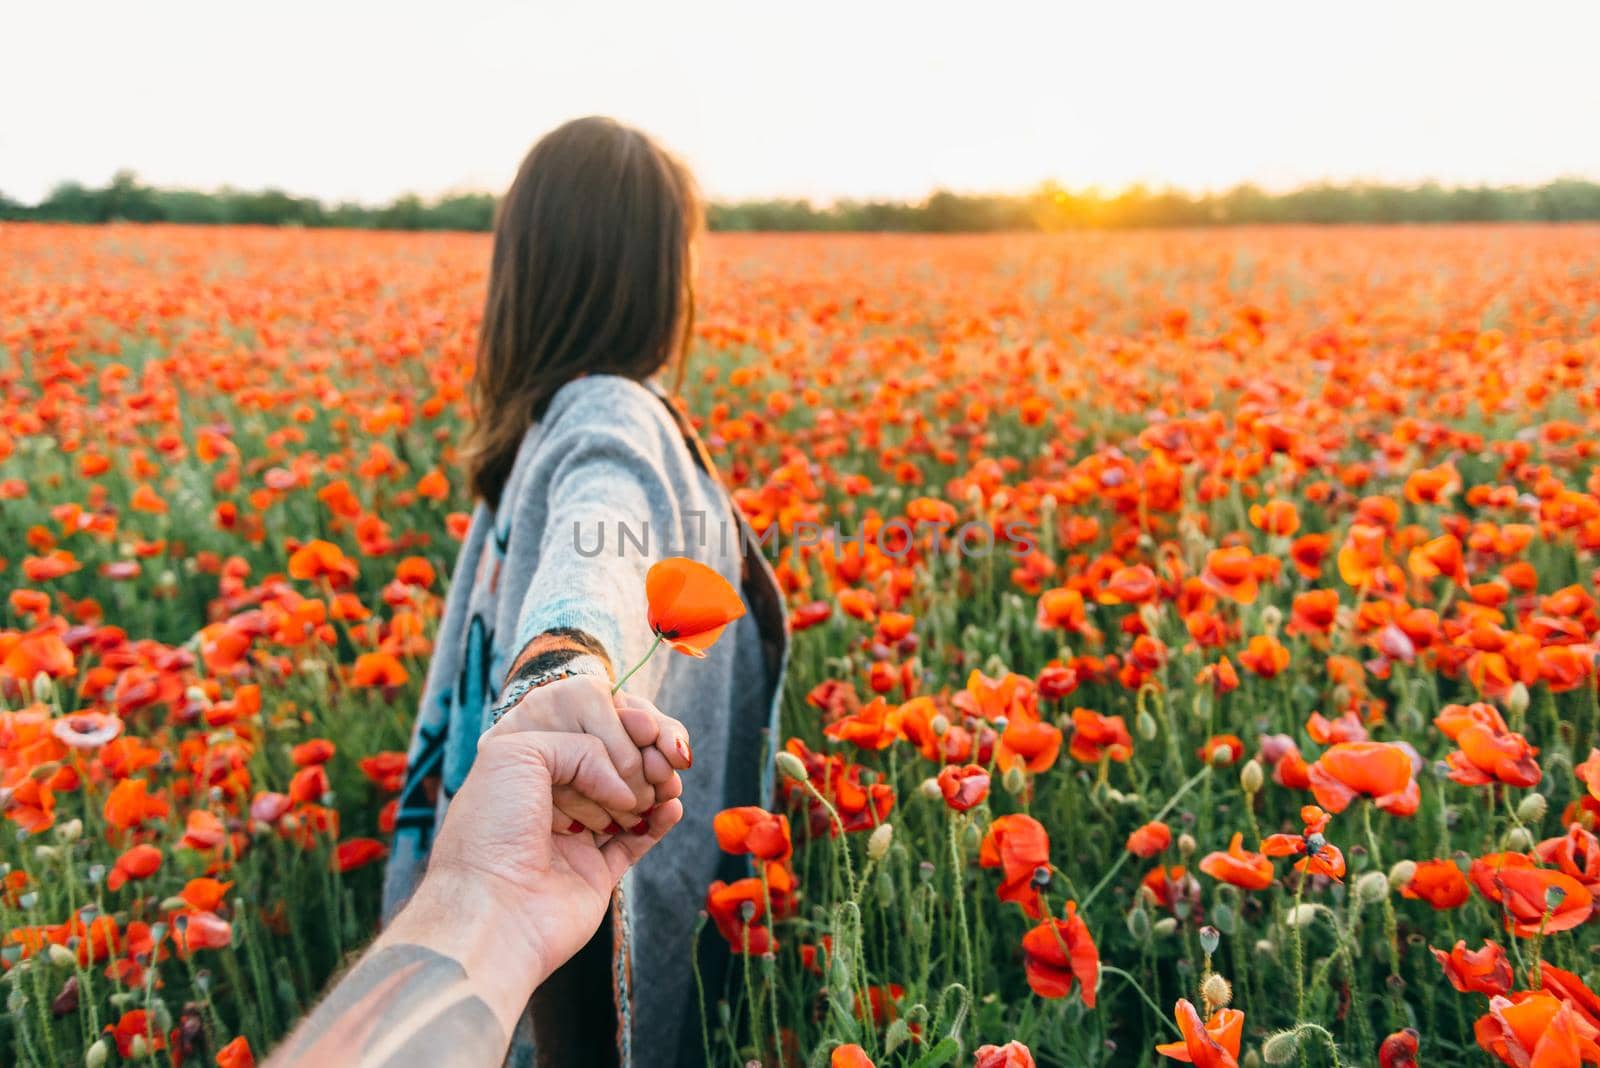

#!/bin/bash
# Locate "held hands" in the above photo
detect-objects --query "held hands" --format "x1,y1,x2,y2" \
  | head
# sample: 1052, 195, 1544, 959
491, 673, 692, 837
415, 676, 688, 990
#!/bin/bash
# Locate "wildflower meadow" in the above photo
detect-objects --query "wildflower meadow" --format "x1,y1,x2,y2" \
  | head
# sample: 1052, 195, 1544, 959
3, 221, 1600, 1067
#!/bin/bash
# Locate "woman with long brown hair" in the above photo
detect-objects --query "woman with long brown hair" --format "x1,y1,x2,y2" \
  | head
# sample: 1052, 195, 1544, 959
383, 117, 787, 1067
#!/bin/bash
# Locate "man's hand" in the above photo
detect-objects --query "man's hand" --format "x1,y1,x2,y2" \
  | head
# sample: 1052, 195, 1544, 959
267, 683, 688, 1067
492, 673, 692, 836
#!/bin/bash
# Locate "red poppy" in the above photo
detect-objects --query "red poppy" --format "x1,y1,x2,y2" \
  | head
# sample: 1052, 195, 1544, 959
1492, 867, 1593, 936
1198, 833, 1274, 891
714, 806, 793, 861
333, 838, 388, 872
1198, 735, 1244, 767
105, 1010, 166, 1058
824, 696, 901, 751
107, 844, 163, 891
1378, 1029, 1420, 1068
975, 1041, 1037, 1068
831, 1045, 875, 1068
1446, 724, 1542, 788
103, 777, 169, 830
1020, 903, 1099, 1005
1262, 805, 1346, 881
996, 707, 1063, 775
979, 814, 1051, 918
216, 1036, 256, 1068
291, 738, 336, 766
1126, 820, 1173, 858
1069, 709, 1133, 763
706, 877, 776, 954
1401, 859, 1471, 909
1433, 939, 1514, 996
1154, 998, 1243, 1067
1307, 741, 1420, 816
645, 557, 747, 657
1474, 993, 1600, 1067
289, 764, 331, 804
351, 651, 410, 688
936, 764, 991, 812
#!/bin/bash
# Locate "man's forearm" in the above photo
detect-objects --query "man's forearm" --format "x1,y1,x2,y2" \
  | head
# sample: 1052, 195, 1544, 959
267, 873, 549, 1067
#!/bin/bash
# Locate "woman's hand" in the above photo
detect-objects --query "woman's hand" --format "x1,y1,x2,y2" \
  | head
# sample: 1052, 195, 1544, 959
490, 674, 692, 836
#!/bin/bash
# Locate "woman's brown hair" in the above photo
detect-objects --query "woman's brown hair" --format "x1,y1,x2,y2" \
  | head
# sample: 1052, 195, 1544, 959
466, 116, 701, 506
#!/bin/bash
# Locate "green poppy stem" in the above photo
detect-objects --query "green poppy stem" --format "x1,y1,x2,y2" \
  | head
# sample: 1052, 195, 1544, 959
612, 635, 665, 694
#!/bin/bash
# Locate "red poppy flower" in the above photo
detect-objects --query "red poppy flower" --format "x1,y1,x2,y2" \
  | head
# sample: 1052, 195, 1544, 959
333, 837, 388, 872
1199, 833, 1274, 891
1198, 735, 1244, 767
1475, 993, 1600, 1067
289, 764, 331, 805
824, 696, 902, 751
103, 777, 169, 830
1307, 741, 1420, 816
975, 1041, 1037, 1068
1020, 902, 1099, 1005
1492, 867, 1593, 936
1126, 820, 1173, 858
937, 764, 991, 812
1446, 724, 1542, 788
1433, 939, 1513, 996
706, 877, 776, 954
979, 813, 1051, 918
291, 738, 336, 766
714, 806, 793, 861
105, 1010, 166, 1058
1069, 709, 1133, 763
996, 708, 1063, 775
645, 557, 747, 657
216, 1036, 256, 1068
831, 1045, 875, 1068
107, 844, 163, 891
1401, 859, 1471, 909
1541, 962, 1600, 1029
1378, 1029, 1420, 1068
351, 651, 410, 688
1154, 998, 1243, 1067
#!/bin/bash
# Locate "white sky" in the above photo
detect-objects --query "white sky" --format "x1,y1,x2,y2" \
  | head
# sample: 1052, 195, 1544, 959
5, 0, 1599, 205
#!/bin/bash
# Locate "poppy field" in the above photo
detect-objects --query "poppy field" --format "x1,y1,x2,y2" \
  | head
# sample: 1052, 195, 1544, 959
4, 222, 1600, 1067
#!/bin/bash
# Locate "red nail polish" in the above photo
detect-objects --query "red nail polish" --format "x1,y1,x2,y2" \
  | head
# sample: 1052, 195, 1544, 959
676, 737, 693, 768
629, 821, 649, 835
566, 820, 584, 834
604, 820, 623, 835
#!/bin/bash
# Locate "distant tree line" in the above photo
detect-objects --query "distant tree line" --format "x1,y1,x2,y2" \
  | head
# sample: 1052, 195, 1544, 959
5, 170, 1600, 232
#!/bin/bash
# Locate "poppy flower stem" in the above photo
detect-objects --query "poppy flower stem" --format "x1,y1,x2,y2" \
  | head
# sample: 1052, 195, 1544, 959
1100, 965, 1183, 1038
948, 815, 977, 997
1082, 765, 1211, 909
611, 635, 664, 695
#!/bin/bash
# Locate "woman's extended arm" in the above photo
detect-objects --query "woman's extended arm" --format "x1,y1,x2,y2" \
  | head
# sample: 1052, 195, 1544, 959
267, 681, 686, 1067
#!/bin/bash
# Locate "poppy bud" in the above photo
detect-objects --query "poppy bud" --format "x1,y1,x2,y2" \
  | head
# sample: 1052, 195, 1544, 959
33, 845, 57, 863
1355, 872, 1390, 905
1178, 834, 1197, 858
1153, 917, 1179, 937
884, 1017, 914, 1054
1240, 759, 1264, 795
86, 1039, 111, 1068
929, 714, 950, 737
1517, 792, 1548, 825
1242, 1052, 1262, 1068
1260, 605, 1283, 634
963, 820, 982, 853
877, 869, 894, 908
774, 751, 808, 782
919, 860, 935, 883
1138, 604, 1162, 632
130, 1035, 150, 1060
1136, 710, 1158, 741
53, 819, 82, 844
1201, 973, 1232, 1009
1505, 826, 1534, 852
1285, 904, 1321, 928
1262, 1030, 1299, 1065
1126, 904, 1151, 940
1212, 902, 1237, 935
31, 673, 54, 703
868, 823, 894, 862
46, 944, 76, 968
160, 896, 189, 912
29, 761, 60, 782
1255, 938, 1277, 959
1199, 925, 1220, 956
1002, 765, 1028, 796
919, 777, 942, 800
1388, 860, 1417, 887
1507, 681, 1530, 718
